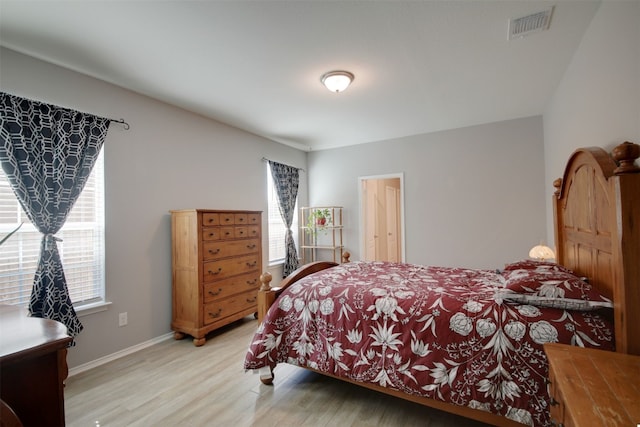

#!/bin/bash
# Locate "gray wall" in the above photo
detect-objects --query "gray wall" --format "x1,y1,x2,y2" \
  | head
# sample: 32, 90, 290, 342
308, 116, 547, 270
543, 1, 640, 245
0, 47, 308, 369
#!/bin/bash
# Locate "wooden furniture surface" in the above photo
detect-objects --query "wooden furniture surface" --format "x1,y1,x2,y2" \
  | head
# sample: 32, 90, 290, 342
0, 304, 71, 427
254, 142, 640, 426
544, 343, 640, 427
171, 209, 262, 346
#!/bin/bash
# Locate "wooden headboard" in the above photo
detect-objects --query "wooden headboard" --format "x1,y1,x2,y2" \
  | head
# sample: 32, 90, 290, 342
553, 141, 640, 355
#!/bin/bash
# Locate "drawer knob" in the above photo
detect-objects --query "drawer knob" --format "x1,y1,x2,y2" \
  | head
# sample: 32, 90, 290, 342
246, 261, 257, 267
247, 297, 257, 303
247, 244, 256, 249
208, 248, 221, 255
225, 218, 231, 222
238, 231, 245, 236
208, 268, 222, 275
239, 218, 245, 222
225, 231, 231, 236
246, 279, 257, 286
208, 218, 214, 223
208, 288, 222, 296
208, 308, 222, 318
209, 233, 215, 237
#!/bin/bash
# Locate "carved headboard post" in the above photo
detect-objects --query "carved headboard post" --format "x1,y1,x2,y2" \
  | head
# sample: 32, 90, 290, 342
611, 141, 640, 174
609, 142, 640, 355
552, 178, 564, 267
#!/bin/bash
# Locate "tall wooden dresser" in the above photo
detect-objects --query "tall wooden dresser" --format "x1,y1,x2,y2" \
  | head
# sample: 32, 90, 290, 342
170, 209, 262, 346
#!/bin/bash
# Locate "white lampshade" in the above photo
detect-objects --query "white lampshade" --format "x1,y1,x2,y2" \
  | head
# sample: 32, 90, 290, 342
321, 71, 354, 93
528, 244, 555, 261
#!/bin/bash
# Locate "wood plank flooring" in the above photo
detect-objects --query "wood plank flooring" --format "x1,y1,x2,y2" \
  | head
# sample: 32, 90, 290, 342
65, 317, 491, 427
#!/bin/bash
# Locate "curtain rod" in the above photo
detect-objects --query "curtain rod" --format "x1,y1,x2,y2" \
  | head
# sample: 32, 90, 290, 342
262, 157, 305, 172
109, 118, 130, 130
1, 92, 131, 130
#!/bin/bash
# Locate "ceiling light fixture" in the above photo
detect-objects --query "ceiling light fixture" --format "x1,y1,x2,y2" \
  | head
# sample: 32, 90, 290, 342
321, 71, 354, 93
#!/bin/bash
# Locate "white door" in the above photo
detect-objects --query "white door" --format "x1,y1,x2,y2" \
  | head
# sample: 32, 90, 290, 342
385, 186, 399, 262
364, 181, 378, 261
360, 175, 404, 263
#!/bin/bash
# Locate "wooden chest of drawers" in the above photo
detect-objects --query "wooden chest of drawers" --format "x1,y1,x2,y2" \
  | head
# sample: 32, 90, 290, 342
544, 343, 640, 427
170, 209, 262, 346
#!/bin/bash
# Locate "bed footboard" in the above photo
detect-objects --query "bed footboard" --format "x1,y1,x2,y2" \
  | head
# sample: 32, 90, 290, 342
257, 252, 350, 323
256, 252, 350, 384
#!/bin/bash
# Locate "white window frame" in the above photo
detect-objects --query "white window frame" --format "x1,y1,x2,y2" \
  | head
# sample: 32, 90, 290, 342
0, 149, 106, 311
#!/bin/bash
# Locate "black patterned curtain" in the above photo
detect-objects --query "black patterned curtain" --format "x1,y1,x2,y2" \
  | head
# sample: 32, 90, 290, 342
269, 160, 300, 277
0, 92, 110, 336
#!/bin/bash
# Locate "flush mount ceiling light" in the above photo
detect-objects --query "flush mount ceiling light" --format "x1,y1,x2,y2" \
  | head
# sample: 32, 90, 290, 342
321, 71, 354, 93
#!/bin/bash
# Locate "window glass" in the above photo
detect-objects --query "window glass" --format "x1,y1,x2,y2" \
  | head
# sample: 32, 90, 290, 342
0, 149, 105, 307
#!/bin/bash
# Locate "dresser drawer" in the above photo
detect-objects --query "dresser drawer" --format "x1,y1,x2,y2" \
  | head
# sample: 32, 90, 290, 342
218, 226, 256, 240
203, 272, 260, 303
247, 213, 260, 225
202, 213, 220, 226
202, 227, 222, 241
219, 226, 235, 240
203, 238, 260, 260
203, 254, 260, 281
218, 213, 254, 225
234, 226, 249, 239
247, 225, 260, 238
203, 290, 258, 325
220, 213, 235, 225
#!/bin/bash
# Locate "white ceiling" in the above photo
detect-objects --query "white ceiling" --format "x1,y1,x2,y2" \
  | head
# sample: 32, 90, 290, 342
0, 1, 600, 151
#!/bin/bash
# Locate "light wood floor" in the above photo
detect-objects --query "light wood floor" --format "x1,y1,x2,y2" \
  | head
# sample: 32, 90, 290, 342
65, 317, 491, 427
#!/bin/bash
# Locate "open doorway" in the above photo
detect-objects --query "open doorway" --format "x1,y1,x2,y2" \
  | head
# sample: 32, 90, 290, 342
359, 173, 405, 262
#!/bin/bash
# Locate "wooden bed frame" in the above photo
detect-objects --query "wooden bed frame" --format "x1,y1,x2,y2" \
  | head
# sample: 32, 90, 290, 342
255, 141, 640, 426
553, 141, 640, 355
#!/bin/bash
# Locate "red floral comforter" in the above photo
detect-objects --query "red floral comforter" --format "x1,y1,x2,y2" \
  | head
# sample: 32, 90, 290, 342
244, 262, 614, 426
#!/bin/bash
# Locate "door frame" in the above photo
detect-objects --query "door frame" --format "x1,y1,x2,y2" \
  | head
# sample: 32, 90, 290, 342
358, 173, 406, 263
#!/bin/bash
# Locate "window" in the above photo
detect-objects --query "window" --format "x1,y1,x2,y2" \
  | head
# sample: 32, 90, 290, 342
0, 149, 105, 307
267, 164, 298, 264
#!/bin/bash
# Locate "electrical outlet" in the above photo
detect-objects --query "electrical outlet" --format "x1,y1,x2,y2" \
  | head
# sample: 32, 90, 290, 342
118, 312, 128, 327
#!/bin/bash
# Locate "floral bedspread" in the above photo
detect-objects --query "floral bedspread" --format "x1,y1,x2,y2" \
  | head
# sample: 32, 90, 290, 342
244, 261, 614, 426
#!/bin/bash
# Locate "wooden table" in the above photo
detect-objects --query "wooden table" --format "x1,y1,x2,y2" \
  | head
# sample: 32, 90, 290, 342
0, 304, 72, 427
544, 343, 640, 427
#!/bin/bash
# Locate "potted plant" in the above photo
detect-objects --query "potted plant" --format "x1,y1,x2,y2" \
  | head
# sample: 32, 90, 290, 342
306, 208, 332, 237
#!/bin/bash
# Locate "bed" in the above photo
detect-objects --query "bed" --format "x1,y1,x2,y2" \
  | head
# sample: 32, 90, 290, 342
244, 141, 639, 427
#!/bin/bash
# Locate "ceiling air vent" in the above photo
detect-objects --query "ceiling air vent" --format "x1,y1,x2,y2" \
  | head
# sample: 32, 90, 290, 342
508, 6, 554, 40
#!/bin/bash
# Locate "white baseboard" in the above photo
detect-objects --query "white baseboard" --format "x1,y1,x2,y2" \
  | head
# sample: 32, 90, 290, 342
68, 332, 174, 377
